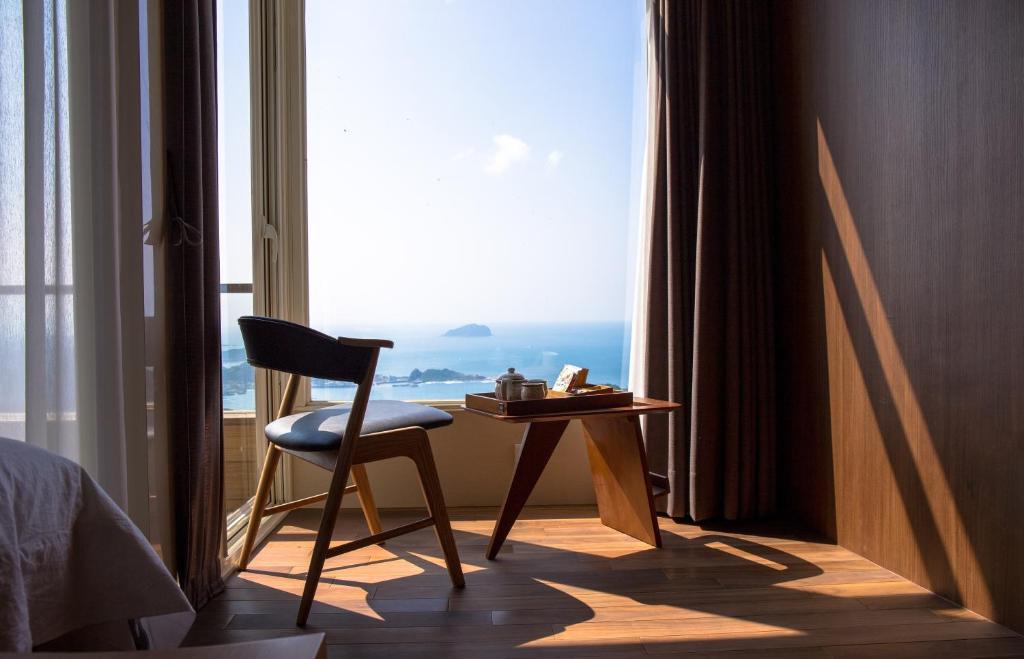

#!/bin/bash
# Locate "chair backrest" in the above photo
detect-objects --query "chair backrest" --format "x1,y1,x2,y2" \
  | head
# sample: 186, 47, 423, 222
237, 316, 386, 384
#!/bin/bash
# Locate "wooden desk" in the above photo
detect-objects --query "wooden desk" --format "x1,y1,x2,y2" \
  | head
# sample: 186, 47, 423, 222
462, 397, 680, 559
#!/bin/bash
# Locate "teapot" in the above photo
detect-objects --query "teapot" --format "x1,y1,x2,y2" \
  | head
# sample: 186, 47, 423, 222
494, 367, 526, 401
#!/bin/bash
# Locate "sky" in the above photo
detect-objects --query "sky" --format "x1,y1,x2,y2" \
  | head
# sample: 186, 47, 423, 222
218, 0, 647, 330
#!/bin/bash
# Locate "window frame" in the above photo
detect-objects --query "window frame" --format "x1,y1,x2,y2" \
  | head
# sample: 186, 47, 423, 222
260, 0, 645, 414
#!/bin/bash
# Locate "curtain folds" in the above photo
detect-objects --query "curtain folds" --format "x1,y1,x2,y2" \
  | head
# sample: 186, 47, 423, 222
0, 0, 149, 523
633, 0, 776, 522
163, 0, 224, 608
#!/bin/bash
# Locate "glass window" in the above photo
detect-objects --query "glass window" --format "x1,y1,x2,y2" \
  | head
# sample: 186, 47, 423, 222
217, 0, 254, 416
216, 0, 262, 521
304, 0, 648, 401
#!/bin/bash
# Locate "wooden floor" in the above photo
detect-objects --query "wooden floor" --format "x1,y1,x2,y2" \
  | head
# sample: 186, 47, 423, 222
186, 506, 1023, 657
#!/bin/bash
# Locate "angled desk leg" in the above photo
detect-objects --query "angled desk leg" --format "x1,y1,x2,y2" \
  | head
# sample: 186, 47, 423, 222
486, 420, 570, 559
581, 415, 662, 547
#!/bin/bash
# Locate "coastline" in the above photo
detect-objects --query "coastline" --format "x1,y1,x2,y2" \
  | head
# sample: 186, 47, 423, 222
220, 321, 630, 410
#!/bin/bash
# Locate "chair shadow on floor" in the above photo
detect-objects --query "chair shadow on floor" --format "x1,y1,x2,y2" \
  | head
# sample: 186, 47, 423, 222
185, 508, 1017, 657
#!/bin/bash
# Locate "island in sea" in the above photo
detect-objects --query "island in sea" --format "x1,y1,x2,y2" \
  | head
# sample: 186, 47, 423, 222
443, 323, 492, 338
222, 347, 249, 363
313, 367, 488, 390
221, 362, 488, 396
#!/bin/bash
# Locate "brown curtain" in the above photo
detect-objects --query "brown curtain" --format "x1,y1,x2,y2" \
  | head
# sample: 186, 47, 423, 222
163, 0, 225, 608
640, 0, 776, 522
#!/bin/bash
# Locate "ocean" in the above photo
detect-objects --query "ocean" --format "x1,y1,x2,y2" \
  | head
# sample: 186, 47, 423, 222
221, 322, 630, 410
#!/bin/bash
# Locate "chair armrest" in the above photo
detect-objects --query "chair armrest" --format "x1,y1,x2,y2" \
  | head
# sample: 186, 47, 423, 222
336, 336, 395, 349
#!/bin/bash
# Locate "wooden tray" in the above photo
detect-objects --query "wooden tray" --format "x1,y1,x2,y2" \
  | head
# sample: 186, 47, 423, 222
465, 391, 634, 417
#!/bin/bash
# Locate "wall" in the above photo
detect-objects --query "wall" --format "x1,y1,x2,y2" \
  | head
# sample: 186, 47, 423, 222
773, 0, 1024, 632
291, 410, 598, 508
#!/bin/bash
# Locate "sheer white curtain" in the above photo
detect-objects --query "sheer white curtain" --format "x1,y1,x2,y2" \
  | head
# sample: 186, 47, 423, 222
0, 0, 76, 453
0, 0, 149, 525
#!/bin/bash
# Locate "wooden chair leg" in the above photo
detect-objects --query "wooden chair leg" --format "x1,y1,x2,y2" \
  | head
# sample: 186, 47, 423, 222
410, 432, 464, 588
239, 443, 281, 570
351, 463, 384, 537
297, 461, 352, 626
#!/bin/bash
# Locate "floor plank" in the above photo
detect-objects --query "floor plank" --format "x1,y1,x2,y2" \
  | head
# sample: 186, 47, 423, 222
186, 506, 1021, 657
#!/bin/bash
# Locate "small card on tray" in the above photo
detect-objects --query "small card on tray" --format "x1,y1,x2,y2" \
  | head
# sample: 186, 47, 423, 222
552, 364, 588, 393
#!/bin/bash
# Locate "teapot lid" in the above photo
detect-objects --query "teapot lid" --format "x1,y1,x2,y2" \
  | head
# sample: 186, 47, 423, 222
496, 367, 526, 383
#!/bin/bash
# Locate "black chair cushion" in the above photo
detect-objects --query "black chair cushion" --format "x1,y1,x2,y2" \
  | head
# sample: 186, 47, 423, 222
265, 400, 454, 451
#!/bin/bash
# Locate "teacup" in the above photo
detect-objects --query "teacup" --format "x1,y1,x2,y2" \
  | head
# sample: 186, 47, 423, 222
520, 380, 548, 401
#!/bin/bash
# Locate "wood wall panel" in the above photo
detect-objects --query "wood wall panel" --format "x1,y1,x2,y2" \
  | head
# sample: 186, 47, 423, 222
773, 0, 1024, 633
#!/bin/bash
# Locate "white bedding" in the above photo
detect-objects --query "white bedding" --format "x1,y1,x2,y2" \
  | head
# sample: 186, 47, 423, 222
0, 437, 194, 651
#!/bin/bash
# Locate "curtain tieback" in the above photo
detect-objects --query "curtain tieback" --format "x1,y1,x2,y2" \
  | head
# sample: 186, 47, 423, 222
164, 150, 203, 247
169, 216, 203, 247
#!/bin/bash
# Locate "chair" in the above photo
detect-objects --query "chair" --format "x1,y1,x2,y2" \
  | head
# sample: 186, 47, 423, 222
235, 316, 464, 626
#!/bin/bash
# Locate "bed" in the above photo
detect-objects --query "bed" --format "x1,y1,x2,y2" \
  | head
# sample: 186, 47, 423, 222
0, 437, 194, 651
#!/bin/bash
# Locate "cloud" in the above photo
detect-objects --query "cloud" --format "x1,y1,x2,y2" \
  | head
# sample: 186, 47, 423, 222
545, 149, 564, 170
452, 147, 475, 161
485, 134, 530, 175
